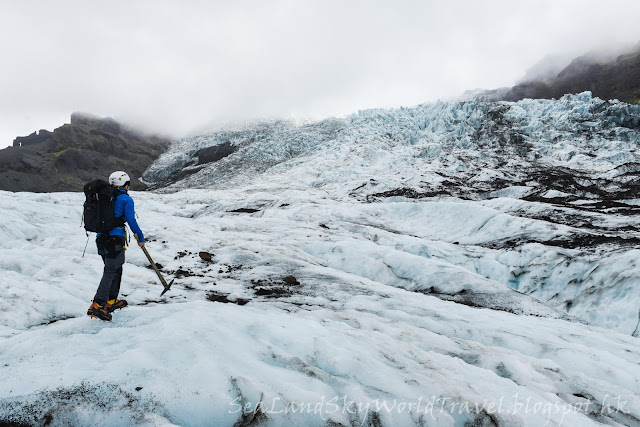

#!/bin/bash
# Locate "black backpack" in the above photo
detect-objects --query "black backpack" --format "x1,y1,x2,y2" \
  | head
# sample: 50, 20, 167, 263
82, 179, 125, 233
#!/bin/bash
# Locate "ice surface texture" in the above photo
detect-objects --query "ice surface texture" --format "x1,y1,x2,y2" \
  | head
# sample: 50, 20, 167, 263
1, 92, 640, 425
144, 92, 640, 336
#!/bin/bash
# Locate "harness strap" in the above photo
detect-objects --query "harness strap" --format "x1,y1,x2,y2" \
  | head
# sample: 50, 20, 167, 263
114, 226, 130, 250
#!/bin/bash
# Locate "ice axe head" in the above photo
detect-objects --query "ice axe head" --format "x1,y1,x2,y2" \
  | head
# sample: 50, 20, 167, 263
160, 279, 175, 297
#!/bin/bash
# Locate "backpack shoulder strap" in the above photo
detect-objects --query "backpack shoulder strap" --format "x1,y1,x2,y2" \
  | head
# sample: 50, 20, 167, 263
112, 190, 127, 226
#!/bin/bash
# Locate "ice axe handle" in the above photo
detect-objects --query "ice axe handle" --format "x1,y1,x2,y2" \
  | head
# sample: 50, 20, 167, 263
134, 233, 172, 296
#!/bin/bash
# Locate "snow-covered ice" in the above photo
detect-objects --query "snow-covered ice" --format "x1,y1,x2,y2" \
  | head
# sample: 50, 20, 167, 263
1, 93, 640, 425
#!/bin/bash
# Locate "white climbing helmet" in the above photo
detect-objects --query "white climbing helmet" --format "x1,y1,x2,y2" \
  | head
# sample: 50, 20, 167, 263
109, 171, 131, 187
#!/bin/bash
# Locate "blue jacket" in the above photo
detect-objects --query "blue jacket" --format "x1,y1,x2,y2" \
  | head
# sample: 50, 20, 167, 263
110, 189, 145, 243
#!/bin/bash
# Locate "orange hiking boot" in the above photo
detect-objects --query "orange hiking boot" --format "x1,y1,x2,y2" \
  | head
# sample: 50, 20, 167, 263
106, 299, 128, 313
87, 301, 112, 321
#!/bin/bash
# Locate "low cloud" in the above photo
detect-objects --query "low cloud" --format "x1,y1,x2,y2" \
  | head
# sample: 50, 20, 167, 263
1, 0, 640, 147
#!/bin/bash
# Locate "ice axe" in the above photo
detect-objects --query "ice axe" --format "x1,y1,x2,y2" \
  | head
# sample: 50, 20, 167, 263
134, 234, 173, 296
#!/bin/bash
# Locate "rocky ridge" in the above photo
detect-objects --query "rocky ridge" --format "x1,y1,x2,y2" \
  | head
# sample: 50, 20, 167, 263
466, 43, 640, 104
0, 113, 169, 192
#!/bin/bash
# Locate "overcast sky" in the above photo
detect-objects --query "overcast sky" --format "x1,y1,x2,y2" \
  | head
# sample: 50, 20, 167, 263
1, 0, 640, 148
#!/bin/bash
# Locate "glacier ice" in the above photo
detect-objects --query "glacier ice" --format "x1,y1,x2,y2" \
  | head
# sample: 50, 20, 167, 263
2, 92, 640, 425
1, 188, 640, 425
143, 92, 640, 336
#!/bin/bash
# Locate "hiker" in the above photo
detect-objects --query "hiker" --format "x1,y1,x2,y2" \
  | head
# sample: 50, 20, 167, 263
87, 171, 145, 321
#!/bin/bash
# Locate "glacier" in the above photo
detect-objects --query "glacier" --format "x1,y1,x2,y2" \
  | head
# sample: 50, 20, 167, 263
1, 92, 640, 425
145, 92, 640, 336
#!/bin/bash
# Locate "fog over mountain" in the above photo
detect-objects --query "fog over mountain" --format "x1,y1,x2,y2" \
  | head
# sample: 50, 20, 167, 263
2, 1, 640, 148
466, 42, 640, 105
517, 43, 639, 85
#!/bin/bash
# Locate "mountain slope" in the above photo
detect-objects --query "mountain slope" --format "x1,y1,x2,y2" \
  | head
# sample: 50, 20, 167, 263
471, 44, 640, 104
0, 113, 169, 192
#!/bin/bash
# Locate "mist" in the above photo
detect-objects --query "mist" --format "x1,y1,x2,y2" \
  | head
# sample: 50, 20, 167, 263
518, 41, 640, 84
2, 0, 640, 147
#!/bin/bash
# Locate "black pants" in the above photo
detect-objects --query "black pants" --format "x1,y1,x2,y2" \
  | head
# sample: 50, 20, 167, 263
94, 236, 125, 305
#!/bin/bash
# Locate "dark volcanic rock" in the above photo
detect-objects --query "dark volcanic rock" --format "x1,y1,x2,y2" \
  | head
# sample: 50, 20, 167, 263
282, 275, 300, 286
206, 292, 249, 305
198, 251, 213, 261
228, 208, 260, 213
13, 130, 53, 147
196, 141, 236, 165
0, 113, 170, 192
